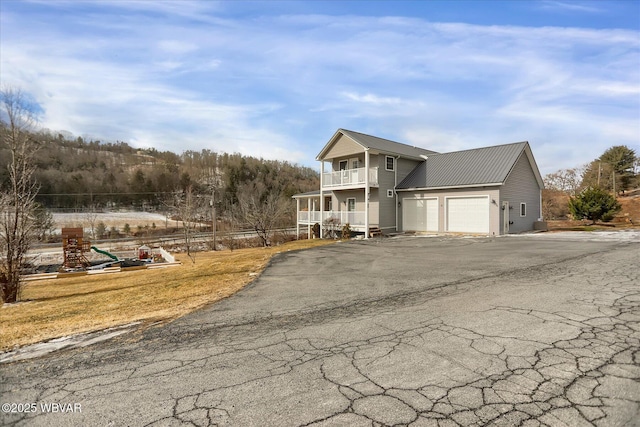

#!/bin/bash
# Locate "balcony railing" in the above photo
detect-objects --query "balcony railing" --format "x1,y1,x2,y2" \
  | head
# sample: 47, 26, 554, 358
322, 167, 378, 188
297, 211, 366, 227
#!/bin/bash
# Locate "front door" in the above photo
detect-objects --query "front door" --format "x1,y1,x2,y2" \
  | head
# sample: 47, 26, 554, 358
347, 198, 356, 224
350, 159, 360, 184
339, 160, 348, 184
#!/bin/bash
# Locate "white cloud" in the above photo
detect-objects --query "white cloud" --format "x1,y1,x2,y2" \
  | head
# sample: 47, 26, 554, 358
401, 127, 469, 154
341, 92, 403, 106
156, 40, 199, 55
539, 1, 603, 13
1, 4, 638, 172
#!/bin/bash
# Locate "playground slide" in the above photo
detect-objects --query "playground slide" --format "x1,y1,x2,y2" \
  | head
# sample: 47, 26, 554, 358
91, 246, 118, 261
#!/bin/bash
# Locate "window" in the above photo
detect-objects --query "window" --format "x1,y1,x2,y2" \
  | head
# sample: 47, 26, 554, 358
520, 203, 526, 217
387, 189, 394, 198
386, 156, 395, 171
339, 160, 348, 171
351, 159, 360, 169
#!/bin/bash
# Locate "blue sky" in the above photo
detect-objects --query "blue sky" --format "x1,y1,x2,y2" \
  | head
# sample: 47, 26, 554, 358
1, 0, 639, 174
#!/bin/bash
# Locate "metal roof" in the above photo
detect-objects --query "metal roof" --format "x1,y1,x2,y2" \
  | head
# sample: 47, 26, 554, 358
397, 142, 530, 189
317, 129, 438, 160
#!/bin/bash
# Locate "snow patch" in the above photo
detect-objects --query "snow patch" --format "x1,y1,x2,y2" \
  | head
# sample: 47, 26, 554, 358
0, 322, 141, 363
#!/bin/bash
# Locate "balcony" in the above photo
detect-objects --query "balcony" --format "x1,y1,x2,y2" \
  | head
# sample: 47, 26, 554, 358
322, 167, 378, 189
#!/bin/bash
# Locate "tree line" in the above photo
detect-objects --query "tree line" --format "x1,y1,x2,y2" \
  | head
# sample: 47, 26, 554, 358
0, 128, 319, 212
543, 145, 639, 221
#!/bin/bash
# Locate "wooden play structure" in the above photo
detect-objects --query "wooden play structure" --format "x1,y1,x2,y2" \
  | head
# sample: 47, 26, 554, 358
61, 228, 91, 269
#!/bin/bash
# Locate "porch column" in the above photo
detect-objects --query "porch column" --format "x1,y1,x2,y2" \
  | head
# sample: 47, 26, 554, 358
307, 197, 312, 239
364, 149, 370, 239
395, 156, 399, 232
296, 197, 300, 239
320, 162, 324, 238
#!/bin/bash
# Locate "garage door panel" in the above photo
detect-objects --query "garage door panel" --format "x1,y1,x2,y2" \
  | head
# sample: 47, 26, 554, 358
446, 197, 489, 233
403, 198, 438, 232
403, 199, 419, 231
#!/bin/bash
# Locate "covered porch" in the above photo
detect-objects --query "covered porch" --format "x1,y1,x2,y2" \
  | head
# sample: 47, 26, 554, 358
293, 191, 371, 238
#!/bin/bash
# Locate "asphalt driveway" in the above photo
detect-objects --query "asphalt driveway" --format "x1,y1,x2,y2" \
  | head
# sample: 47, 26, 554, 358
1, 232, 639, 426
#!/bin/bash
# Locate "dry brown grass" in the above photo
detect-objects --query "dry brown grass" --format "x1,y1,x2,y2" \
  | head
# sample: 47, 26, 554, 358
0, 239, 336, 351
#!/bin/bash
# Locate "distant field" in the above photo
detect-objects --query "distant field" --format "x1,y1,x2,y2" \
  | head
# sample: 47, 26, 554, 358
52, 211, 173, 233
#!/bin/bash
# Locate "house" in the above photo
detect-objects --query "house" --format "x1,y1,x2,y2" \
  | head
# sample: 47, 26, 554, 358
293, 129, 544, 238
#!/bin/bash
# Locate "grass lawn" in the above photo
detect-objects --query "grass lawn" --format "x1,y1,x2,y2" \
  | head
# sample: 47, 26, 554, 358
1, 239, 335, 351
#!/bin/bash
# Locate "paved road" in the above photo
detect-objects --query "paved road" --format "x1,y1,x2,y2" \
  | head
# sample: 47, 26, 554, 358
1, 233, 639, 426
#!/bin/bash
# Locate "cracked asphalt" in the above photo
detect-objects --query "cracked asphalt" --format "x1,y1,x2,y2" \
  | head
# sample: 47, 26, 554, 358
1, 233, 639, 426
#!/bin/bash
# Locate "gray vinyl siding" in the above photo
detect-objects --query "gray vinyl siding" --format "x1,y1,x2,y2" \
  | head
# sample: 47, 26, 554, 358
369, 188, 380, 226
376, 155, 396, 229
371, 156, 422, 231
397, 158, 422, 183
323, 134, 363, 159
333, 190, 363, 211
500, 152, 541, 233
386, 158, 425, 231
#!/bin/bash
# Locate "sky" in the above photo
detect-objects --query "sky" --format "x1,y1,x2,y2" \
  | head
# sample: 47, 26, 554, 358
1, 0, 639, 175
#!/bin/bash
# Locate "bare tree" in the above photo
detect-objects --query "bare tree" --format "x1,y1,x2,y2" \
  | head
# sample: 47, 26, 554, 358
0, 87, 40, 303
226, 202, 237, 251
173, 185, 206, 263
33, 203, 55, 242
85, 203, 99, 239
543, 167, 584, 196
236, 183, 289, 247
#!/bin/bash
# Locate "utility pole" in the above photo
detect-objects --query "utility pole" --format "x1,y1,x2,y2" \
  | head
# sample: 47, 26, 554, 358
211, 188, 217, 251
612, 170, 616, 195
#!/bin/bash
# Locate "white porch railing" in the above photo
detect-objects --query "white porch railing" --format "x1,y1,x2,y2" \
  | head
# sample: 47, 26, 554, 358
297, 211, 322, 224
322, 167, 378, 188
298, 211, 366, 227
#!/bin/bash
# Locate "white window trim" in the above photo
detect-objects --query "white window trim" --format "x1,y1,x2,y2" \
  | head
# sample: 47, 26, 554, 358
346, 197, 356, 212
520, 202, 526, 217
385, 155, 395, 171
339, 160, 348, 171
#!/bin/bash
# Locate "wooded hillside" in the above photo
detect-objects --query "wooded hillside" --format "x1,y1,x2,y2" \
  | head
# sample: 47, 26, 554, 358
0, 125, 319, 217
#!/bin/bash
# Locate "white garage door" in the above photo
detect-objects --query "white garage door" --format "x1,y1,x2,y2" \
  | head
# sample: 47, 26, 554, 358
403, 198, 438, 232
446, 196, 489, 233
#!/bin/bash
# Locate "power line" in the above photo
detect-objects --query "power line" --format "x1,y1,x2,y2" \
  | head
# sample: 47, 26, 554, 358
36, 191, 179, 196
